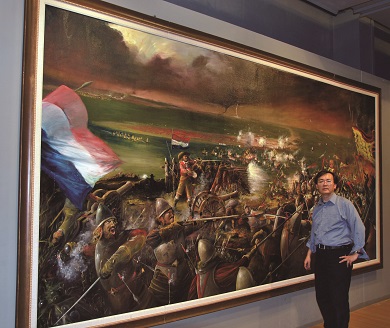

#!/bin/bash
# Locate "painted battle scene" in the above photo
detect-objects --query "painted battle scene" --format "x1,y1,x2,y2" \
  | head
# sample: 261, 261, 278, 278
37, 5, 378, 327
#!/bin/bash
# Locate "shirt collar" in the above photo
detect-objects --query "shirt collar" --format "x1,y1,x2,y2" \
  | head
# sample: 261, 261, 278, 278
319, 192, 337, 205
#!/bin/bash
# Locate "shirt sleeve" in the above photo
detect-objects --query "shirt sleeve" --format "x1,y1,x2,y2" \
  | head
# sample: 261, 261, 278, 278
343, 198, 366, 253
306, 227, 316, 253
306, 206, 317, 253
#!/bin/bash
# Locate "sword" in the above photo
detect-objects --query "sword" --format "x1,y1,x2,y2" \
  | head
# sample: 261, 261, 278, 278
54, 277, 101, 326
117, 273, 140, 304
133, 257, 155, 273
132, 208, 146, 227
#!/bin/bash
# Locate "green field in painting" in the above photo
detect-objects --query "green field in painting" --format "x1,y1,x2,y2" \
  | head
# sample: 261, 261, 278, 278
83, 95, 355, 179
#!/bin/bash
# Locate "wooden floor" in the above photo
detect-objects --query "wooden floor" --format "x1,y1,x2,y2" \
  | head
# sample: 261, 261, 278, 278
310, 298, 390, 327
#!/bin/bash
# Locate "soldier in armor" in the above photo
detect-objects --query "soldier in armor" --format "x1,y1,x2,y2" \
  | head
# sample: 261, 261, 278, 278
188, 238, 256, 299
93, 204, 148, 314
146, 198, 196, 306
216, 199, 252, 252
51, 198, 82, 245
174, 151, 196, 207
51, 179, 124, 246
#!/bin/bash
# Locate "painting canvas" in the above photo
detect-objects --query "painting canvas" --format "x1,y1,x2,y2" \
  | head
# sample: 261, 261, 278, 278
17, 1, 381, 327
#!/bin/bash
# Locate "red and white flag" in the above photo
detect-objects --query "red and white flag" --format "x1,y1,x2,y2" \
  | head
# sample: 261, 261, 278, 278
171, 130, 190, 149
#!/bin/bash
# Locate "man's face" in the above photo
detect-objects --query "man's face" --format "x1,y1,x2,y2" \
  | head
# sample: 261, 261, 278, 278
158, 209, 174, 226
316, 173, 336, 197
182, 155, 189, 161
102, 218, 117, 240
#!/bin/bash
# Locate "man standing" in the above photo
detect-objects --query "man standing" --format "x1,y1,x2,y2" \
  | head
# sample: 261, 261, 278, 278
174, 151, 196, 207
304, 170, 366, 328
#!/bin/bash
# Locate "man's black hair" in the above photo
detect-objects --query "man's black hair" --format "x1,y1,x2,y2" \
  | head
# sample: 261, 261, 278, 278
314, 170, 339, 185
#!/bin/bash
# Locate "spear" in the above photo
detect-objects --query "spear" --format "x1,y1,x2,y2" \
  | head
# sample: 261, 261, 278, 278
183, 212, 268, 224
259, 235, 309, 285
117, 273, 140, 304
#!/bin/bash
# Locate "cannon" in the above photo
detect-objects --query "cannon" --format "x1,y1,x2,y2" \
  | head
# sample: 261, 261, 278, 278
191, 190, 239, 218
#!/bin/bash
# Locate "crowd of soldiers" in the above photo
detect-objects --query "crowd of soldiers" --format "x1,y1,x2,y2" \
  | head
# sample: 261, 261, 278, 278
38, 145, 375, 327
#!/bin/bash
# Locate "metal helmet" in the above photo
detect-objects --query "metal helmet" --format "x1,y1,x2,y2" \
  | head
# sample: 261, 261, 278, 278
236, 266, 256, 290
198, 239, 216, 263
155, 198, 173, 219
154, 240, 177, 265
226, 198, 239, 209
95, 203, 116, 228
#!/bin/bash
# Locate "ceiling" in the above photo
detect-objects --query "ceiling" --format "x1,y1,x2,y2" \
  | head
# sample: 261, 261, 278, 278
304, 0, 390, 30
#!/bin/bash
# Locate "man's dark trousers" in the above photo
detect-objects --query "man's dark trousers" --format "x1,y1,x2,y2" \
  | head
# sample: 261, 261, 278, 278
314, 248, 353, 328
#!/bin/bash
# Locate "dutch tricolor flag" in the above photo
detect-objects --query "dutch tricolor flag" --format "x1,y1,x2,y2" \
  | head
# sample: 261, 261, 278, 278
41, 85, 122, 209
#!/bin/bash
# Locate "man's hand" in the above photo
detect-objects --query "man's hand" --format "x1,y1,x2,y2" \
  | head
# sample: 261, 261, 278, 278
51, 229, 64, 245
160, 222, 182, 240
339, 252, 359, 267
304, 250, 312, 270
100, 259, 114, 279
243, 245, 258, 260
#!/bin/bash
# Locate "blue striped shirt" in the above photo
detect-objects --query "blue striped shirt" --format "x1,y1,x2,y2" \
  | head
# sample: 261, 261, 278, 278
306, 193, 365, 254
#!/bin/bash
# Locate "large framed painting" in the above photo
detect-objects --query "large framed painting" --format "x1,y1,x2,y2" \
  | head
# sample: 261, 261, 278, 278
17, 0, 382, 327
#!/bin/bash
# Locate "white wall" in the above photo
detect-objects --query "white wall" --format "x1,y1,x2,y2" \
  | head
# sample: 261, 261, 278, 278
1, 1, 389, 327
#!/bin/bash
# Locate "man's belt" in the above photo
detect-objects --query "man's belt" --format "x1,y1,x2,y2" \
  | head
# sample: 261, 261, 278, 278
316, 244, 352, 250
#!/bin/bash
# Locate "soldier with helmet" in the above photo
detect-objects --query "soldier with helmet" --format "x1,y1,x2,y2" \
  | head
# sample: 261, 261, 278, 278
146, 198, 199, 306
174, 151, 196, 207
188, 238, 256, 299
93, 203, 148, 314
